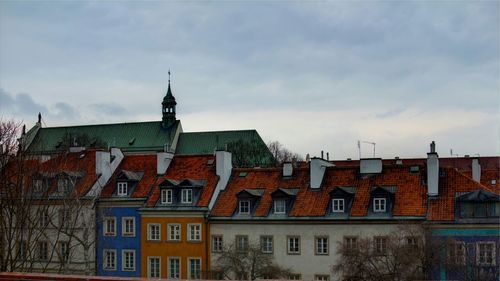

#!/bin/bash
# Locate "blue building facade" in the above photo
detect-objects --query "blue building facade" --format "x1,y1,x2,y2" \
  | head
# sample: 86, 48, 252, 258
96, 204, 142, 277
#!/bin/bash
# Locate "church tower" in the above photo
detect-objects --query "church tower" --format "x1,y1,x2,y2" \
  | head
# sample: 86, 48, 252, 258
162, 71, 177, 128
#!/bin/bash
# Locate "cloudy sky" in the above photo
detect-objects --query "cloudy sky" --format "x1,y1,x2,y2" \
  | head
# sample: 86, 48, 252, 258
0, 1, 498, 159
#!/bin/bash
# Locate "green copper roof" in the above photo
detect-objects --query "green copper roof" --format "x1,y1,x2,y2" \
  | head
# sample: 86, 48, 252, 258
26, 120, 181, 153
176, 130, 274, 167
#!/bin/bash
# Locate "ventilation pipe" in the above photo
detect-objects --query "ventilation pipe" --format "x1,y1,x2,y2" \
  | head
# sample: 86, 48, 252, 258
472, 158, 481, 182
310, 157, 334, 189
427, 141, 439, 196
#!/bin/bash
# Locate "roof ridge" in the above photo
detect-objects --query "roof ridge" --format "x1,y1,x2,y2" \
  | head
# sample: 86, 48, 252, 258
181, 129, 257, 134
38, 120, 162, 130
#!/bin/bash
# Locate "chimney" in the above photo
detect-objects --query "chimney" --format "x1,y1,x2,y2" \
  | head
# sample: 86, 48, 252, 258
360, 158, 382, 174
209, 151, 233, 209
157, 151, 174, 175
326, 152, 330, 161
88, 148, 124, 197
310, 157, 334, 189
95, 151, 111, 176
427, 141, 439, 196
283, 162, 293, 177
321, 151, 324, 159
472, 158, 481, 182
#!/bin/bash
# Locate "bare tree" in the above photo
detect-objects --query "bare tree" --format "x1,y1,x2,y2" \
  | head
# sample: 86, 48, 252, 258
331, 225, 440, 281
212, 241, 293, 280
267, 141, 302, 166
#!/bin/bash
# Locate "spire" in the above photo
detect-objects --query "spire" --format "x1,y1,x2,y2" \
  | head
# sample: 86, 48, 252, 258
162, 70, 177, 128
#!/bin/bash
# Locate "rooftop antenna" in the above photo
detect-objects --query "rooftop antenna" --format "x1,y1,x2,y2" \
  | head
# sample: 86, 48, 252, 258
358, 140, 376, 158
450, 149, 459, 157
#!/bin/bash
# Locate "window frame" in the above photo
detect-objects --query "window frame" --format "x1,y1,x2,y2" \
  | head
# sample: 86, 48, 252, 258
122, 249, 135, 271
57, 178, 70, 193
147, 256, 161, 278
37, 240, 48, 261
260, 235, 274, 254
332, 198, 345, 213
188, 223, 202, 242
287, 236, 301, 255
188, 257, 202, 280
122, 217, 135, 237
117, 182, 128, 196
181, 189, 193, 204
236, 235, 249, 252
274, 199, 286, 214
314, 274, 330, 281
315, 236, 329, 255
59, 207, 71, 228
447, 241, 466, 265
343, 236, 358, 251
148, 223, 161, 241
212, 235, 223, 253
373, 236, 388, 255
168, 257, 181, 279
59, 241, 69, 262
103, 249, 116, 271
39, 209, 50, 228
373, 198, 387, 212
103, 217, 116, 236
476, 241, 496, 266
168, 224, 181, 241
239, 200, 250, 214
161, 189, 173, 204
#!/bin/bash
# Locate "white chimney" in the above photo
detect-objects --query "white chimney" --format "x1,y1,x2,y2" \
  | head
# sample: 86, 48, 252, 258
87, 148, 124, 197
95, 151, 111, 176
472, 158, 481, 182
157, 152, 174, 175
427, 141, 439, 196
310, 157, 334, 189
360, 158, 382, 174
209, 150, 233, 209
283, 162, 293, 177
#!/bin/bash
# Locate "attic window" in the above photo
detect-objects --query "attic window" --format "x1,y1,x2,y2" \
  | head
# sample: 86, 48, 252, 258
55, 140, 63, 148
491, 179, 497, 185
58, 179, 70, 193
239, 172, 248, 177
332, 198, 345, 212
373, 198, 386, 212
207, 159, 215, 165
129, 138, 135, 145
239, 200, 250, 214
117, 182, 128, 196
274, 199, 286, 214
33, 179, 43, 193
409, 166, 420, 173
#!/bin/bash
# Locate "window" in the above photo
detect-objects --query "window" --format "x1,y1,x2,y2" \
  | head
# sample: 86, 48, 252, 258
212, 235, 223, 253
161, 189, 173, 204
103, 217, 116, 236
33, 179, 43, 193
189, 258, 202, 279
58, 178, 70, 193
117, 182, 128, 196
188, 224, 201, 241
460, 202, 499, 218
289, 274, 302, 280
103, 249, 116, 270
148, 257, 161, 278
38, 241, 48, 261
236, 235, 249, 252
17, 240, 26, 260
373, 198, 386, 212
332, 198, 345, 212
239, 200, 250, 214
59, 241, 69, 262
287, 236, 300, 254
315, 274, 330, 281
122, 250, 135, 271
169, 257, 181, 279
168, 224, 181, 241
260, 236, 273, 254
448, 241, 465, 265
274, 199, 286, 214
315, 236, 329, 255
344, 236, 358, 251
39, 209, 50, 228
59, 208, 71, 227
122, 217, 135, 236
374, 236, 388, 255
182, 189, 193, 203
477, 242, 496, 266
148, 224, 161, 241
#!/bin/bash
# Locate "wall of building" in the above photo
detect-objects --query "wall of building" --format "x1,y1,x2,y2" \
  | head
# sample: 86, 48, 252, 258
210, 222, 410, 281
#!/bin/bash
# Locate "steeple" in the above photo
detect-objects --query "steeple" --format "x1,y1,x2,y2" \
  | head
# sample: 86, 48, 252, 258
162, 70, 177, 128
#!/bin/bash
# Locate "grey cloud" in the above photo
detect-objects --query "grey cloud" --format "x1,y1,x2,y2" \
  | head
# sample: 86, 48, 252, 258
52, 102, 79, 120
90, 103, 128, 115
0, 88, 48, 116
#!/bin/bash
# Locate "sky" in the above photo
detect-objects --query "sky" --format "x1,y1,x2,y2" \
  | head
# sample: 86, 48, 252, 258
0, 1, 498, 159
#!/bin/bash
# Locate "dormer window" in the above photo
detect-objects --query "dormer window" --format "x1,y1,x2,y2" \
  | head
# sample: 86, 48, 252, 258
117, 182, 128, 196
161, 189, 173, 204
373, 198, 386, 212
274, 199, 286, 214
239, 200, 250, 214
457, 189, 500, 218
33, 179, 43, 193
332, 198, 345, 212
182, 189, 193, 204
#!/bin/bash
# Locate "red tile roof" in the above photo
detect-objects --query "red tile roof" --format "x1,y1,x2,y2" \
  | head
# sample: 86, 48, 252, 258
145, 154, 218, 207
100, 154, 157, 198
